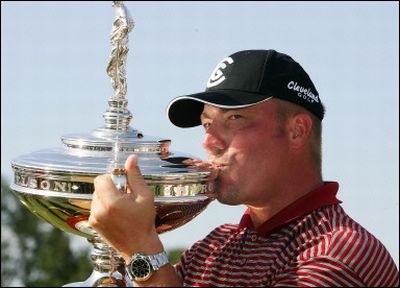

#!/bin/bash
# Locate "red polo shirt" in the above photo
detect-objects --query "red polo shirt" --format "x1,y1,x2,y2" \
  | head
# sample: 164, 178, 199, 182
175, 182, 399, 287
239, 182, 341, 237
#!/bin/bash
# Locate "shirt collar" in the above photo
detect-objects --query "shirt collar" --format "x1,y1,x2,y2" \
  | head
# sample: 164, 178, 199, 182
239, 181, 341, 237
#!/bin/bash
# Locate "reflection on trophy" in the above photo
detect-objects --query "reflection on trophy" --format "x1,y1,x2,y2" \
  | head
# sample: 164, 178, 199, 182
10, 2, 216, 286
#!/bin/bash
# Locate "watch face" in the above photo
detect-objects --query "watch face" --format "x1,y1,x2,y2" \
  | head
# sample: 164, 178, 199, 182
131, 257, 152, 281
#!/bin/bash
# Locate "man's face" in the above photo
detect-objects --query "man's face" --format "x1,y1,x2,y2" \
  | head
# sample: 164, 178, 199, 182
201, 100, 290, 207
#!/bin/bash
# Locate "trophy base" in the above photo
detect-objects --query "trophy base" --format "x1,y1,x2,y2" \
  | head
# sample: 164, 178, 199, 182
62, 237, 131, 287
62, 270, 132, 287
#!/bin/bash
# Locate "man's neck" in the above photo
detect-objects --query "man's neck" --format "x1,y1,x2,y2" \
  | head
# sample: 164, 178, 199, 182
248, 177, 323, 228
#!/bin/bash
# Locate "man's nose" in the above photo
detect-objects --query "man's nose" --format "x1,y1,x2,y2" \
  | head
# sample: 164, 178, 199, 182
202, 126, 226, 156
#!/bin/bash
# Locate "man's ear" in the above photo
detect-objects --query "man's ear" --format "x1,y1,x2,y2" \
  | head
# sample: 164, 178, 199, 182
287, 113, 313, 148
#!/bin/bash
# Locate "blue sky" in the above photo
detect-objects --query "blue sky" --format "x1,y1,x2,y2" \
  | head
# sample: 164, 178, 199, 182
2, 1, 399, 267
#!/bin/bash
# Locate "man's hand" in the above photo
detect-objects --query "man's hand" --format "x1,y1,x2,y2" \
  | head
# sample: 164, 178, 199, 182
89, 154, 163, 262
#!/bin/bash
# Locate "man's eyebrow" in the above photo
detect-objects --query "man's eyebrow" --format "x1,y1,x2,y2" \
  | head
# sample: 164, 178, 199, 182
200, 111, 222, 121
200, 111, 210, 120
201, 108, 233, 120
201, 107, 250, 120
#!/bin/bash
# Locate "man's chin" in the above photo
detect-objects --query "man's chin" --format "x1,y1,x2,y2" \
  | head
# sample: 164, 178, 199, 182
216, 198, 241, 206
215, 191, 241, 206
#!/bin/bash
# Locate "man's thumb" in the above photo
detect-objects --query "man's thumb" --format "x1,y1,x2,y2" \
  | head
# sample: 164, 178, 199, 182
124, 154, 148, 194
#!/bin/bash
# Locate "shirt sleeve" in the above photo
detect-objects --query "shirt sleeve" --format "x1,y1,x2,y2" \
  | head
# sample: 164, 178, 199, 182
271, 256, 366, 287
173, 256, 186, 280
173, 241, 199, 281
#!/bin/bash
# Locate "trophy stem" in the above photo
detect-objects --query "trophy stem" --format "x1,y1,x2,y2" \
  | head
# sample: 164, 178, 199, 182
63, 236, 131, 287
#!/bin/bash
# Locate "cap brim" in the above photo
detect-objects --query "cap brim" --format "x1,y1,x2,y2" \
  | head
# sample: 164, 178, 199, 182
167, 90, 272, 128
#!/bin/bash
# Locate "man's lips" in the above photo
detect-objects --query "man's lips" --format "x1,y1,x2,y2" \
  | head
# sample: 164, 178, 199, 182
179, 158, 231, 180
212, 163, 227, 168
180, 159, 227, 178
210, 162, 230, 180
211, 161, 229, 169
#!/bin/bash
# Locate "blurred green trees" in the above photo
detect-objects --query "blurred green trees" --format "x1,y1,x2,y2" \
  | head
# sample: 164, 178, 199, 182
1, 176, 92, 287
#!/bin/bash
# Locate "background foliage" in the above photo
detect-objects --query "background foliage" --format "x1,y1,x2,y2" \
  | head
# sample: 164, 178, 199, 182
1, 176, 93, 286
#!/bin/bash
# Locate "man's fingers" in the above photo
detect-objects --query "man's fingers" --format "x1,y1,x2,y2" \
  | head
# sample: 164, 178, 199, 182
94, 174, 121, 200
90, 174, 123, 229
124, 154, 149, 196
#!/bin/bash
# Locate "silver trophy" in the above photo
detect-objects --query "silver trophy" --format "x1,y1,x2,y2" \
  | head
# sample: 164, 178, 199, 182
10, 2, 216, 286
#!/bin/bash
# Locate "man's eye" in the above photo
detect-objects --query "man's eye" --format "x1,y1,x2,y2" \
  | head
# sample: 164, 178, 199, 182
202, 122, 211, 129
229, 114, 242, 120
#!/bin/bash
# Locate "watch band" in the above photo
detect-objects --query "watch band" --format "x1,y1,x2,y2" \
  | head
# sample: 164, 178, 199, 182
148, 251, 169, 270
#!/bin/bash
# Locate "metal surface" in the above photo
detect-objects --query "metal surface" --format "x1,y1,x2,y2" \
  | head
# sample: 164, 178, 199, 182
11, 163, 214, 238
9, 1, 215, 286
111, 168, 128, 193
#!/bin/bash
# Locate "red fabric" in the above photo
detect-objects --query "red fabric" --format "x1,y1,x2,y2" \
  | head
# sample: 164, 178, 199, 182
239, 182, 341, 236
175, 182, 399, 287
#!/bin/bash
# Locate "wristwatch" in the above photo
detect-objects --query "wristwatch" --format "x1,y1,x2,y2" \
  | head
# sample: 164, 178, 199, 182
126, 251, 169, 282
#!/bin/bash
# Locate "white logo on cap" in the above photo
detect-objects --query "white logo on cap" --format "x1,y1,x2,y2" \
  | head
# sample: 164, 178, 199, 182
206, 57, 234, 88
287, 81, 320, 103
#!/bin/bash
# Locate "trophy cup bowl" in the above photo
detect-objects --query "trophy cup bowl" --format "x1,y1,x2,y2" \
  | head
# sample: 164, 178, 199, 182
11, 129, 216, 287
11, 134, 216, 238
10, 2, 216, 286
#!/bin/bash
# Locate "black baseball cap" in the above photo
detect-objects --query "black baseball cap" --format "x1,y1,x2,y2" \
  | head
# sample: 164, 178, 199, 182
167, 49, 324, 128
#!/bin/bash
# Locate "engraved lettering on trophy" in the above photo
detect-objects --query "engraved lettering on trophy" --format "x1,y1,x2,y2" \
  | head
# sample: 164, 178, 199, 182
173, 185, 187, 196
14, 173, 85, 193
201, 184, 208, 193
54, 181, 68, 192
163, 185, 173, 196
15, 174, 27, 187
39, 179, 50, 190
29, 178, 38, 189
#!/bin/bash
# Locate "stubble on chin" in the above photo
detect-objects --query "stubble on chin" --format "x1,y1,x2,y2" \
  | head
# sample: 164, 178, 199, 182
215, 182, 241, 206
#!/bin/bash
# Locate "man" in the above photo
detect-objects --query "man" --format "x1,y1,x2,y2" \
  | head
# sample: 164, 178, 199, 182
89, 50, 399, 286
